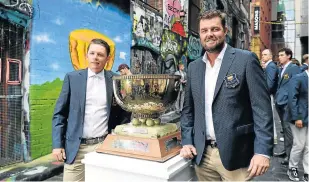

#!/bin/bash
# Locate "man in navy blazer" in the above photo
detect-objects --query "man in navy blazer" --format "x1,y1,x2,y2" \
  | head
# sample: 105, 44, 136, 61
52, 39, 128, 181
262, 49, 279, 95
287, 71, 308, 181
180, 10, 273, 181
275, 48, 301, 165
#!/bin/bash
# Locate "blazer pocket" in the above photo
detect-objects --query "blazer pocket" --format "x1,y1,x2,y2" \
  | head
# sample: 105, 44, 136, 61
236, 123, 254, 136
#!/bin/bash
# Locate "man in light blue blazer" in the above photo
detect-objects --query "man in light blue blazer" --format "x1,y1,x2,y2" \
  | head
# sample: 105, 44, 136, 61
180, 10, 273, 181
52, 39, 128, 181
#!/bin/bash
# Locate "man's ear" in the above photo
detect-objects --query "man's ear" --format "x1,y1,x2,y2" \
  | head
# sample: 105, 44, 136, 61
224, 26, 228, 35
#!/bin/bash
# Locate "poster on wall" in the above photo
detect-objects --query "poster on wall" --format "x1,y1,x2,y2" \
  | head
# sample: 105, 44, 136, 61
132, 1, 163, 54
163, 0, 188, 37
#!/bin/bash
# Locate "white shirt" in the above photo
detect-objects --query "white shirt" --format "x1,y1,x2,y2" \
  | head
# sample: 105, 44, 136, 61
264, 60, 273, 68
306, 70, 309, 77
203, 43, 227, 140
82, 68, 109, 138
281, 61, 292, 78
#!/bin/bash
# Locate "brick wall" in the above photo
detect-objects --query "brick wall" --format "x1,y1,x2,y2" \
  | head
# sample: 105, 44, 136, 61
29, 79, 62, 159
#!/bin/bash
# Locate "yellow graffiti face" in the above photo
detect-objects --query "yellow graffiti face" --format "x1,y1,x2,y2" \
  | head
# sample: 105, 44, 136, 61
69, 29, 115, 70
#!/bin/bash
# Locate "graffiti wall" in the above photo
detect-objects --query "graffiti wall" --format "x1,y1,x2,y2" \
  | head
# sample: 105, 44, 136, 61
163, 0, 188, 37
187, 33, 203, 60
160, 30, 187, 73
132, 2, 163, 54
0, 0, 32, 167
28, 0, 131, 160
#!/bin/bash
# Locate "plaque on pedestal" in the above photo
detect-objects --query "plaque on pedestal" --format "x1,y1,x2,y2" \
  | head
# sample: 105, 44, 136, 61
96, 74, 182, 162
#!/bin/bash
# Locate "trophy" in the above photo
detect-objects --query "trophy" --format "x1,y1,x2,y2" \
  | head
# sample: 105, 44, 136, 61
96, 74, 181, 162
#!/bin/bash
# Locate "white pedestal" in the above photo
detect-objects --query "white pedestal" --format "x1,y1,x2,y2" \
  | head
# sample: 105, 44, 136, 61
82, 152, 196, 182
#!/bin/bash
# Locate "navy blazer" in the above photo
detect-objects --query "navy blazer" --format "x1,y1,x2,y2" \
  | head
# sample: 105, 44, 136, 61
265, 61, 279, 95
288, 72, 308, 126
180, 45, 273, 171
275, 63, 301, 106
52, 69, 128, 164
300, 64, 308, 72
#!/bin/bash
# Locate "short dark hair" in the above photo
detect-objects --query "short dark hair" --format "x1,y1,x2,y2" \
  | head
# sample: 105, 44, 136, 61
198, 9, 227, 30
87, 38, 110, 56
278, 47, 293, 60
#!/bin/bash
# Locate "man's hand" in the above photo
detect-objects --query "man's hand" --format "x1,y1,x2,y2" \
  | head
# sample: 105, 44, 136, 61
248, 154, 270, 178
180, 145, 197, 159
295, 120, 303, 128
52, 148, 66, 162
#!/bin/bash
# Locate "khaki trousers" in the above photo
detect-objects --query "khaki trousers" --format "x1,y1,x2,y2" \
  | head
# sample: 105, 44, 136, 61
289, 124, 308, 174
63, 143, 101, 182
195, 146, 251, 181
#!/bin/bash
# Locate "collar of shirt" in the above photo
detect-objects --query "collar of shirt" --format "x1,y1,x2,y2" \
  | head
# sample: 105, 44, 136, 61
88, 68, 105, 79
265, 60, 273, 68
304, 63, 308, 66
202, 43, 228, 64
282, 61, 292, 70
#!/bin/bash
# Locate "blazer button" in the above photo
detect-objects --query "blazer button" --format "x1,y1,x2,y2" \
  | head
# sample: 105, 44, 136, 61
202, 132, 205, 135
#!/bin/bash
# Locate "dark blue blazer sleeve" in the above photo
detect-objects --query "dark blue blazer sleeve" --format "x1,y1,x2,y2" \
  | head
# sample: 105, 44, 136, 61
300, 64, 308, 72
52, 74, 70, 149
246, 53, 273, 156
288, 76, 301, 121
265, 63, 278, 94
180, 62, 194, 146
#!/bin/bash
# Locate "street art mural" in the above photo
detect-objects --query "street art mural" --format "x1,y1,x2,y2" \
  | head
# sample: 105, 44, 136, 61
27, 0, 131, 160
160, 30, 187, 74
131, 49, 161, 74
0, 0, 32, 167
132, 1, 163, 54
163, 0, 188, 37
187, 33, 203, 60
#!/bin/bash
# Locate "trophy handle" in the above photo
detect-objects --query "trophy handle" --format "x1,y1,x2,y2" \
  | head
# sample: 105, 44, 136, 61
174, 80, 180, 92
113, 80, 125, 106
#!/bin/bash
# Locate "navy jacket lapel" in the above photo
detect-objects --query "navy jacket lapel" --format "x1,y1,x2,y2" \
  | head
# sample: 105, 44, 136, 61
279, 63, 292, 86
104, 70, 113, 110
79, 69, 88, 119
213, 45, 236, 101
199, 61, 206, 109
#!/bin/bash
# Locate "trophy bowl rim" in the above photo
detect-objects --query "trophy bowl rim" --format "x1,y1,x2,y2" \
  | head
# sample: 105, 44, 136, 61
112, 74, 180, 80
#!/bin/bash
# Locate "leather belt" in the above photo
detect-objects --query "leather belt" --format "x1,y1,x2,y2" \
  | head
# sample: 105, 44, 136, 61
81, 135, 106, 145
206, 140, 217, 148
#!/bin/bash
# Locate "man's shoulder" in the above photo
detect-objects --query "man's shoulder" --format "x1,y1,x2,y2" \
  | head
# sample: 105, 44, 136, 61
289, 64, 301, 72
188, 57, 203, 68
233, 48, 256, 58
295, 72, 307, 78
66, 69, 87, 77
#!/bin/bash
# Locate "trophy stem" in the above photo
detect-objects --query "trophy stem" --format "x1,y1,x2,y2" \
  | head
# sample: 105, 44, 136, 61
131, 113, 161, 126
132, 113, 159, 119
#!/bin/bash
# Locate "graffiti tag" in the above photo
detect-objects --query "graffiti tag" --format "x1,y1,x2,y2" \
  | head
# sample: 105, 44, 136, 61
188, 35, 203, 60
166, 0, 181, 17
136, 38, 160, 54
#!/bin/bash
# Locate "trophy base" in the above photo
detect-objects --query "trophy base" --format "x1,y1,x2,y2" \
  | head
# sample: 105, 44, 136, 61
96, 131, 181, 162
114, 123, 178, 139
